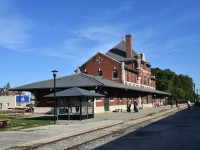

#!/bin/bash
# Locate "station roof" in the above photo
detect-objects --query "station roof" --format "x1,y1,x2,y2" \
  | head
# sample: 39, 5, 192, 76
10, 73, 170, 95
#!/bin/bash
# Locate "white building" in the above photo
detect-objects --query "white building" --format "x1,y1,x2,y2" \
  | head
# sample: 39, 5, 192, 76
0, 95, 30, 111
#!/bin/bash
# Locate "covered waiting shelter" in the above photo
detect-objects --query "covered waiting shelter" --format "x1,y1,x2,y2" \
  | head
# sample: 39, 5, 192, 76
44, 87, 104, 120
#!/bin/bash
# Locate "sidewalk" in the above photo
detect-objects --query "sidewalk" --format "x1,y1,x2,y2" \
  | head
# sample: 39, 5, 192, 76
0, 105, 186, 150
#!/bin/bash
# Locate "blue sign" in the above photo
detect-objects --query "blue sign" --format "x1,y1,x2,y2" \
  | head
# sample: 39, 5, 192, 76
16, 96, 30, 103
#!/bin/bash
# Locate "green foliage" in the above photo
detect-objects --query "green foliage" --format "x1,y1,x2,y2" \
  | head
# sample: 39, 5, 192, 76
0, 111, 10, 114
152, 68, 194, 100
0, 116, 53, 131
3, 82, 11, 92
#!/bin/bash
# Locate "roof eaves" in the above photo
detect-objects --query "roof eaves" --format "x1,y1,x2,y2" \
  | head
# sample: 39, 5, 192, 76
124, 65, 138, 73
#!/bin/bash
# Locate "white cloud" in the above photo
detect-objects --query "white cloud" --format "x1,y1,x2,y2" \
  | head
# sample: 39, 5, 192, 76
73, 25, 122, 42
41, 23, 125, 60
0, 0, 33, 51
0, 0, 135, 59
102, 0, 136, 18
40, 38, 86, 60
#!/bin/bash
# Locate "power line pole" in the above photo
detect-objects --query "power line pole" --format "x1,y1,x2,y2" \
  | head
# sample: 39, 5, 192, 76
193, 84, 195, 102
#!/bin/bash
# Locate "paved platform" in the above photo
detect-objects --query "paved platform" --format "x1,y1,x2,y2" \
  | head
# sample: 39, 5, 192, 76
0, 104, 186, 150
96, 105, 200, 150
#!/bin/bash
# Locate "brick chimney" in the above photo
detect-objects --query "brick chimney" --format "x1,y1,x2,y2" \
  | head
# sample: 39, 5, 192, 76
125, 34, 132, 58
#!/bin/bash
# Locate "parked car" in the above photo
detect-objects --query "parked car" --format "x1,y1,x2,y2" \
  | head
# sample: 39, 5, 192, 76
25, 104, 34, 112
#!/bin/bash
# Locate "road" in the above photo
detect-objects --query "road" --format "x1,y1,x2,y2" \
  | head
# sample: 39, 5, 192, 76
95, 107, 200, 150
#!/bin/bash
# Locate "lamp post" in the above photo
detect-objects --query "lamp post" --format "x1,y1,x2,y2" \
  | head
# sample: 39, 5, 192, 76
52, 70, 58, 124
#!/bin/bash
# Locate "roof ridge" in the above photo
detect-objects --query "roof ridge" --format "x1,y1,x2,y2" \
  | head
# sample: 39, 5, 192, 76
110, 40, 126, 51
79, 73, 104, 86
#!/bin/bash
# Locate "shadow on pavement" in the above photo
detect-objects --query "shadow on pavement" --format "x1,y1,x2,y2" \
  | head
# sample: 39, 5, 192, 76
95, 108, 200, 150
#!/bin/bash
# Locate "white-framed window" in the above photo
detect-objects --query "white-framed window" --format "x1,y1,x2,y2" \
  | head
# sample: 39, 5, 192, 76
96, 97, 102, 102
97, 71, 102, 76
144, 76, 147, 85
112, 69, 118, 79
109, 97, 114, 100
117, 97, 123, 105
134, 74, 137, 83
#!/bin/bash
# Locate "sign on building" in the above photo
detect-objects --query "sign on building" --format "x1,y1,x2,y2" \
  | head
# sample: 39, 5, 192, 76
16, 96, 30, 106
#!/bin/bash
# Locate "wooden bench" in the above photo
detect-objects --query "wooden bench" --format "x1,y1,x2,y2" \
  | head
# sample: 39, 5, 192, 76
8, 108, 26, 118
0, 119, 10, 128
113, 109, 122, 112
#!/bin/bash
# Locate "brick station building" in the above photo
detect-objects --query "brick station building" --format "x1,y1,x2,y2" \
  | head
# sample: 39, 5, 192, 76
78, 34, 161, 110
11, 34, 170, 114
79, 34, 155, 90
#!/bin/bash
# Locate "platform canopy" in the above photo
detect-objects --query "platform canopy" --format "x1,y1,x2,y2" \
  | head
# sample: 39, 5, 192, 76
44, 87, 104, 121
44, 87, 104, 98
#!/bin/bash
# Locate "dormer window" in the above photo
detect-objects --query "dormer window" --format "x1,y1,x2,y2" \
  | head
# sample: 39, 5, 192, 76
112, 69, 118, 79
97, 71, 102, 76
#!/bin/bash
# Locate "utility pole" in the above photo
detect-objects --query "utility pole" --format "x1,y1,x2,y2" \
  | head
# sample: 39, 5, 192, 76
193, 84, 195, 102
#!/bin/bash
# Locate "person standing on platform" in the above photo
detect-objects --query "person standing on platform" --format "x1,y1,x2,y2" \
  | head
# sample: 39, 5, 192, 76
134, 100, 138, 112
176, 101, 178, 107
187, 100, 191, 110
177, 101, 180, 109
127, 101, 131, 112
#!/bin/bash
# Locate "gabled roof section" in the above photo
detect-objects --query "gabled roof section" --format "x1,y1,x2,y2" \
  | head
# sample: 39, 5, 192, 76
80, 52, 120, 68
105, 41, 126, 61
105, 40, 138, 62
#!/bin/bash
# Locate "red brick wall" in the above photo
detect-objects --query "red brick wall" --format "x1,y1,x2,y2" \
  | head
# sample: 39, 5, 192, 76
96, 98, 104, 106
36, 89, 54, 107
80, 52, 122, 83
126, 34, 132, 58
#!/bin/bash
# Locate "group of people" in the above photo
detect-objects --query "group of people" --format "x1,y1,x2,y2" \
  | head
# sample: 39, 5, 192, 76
173, 100, 191, 110
127, 100, 138, 113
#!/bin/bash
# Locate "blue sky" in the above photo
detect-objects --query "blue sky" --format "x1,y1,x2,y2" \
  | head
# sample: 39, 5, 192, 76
0, 0, 200, 92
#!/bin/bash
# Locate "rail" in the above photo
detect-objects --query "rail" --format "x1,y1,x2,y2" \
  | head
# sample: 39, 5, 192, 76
22, 106, 186, 150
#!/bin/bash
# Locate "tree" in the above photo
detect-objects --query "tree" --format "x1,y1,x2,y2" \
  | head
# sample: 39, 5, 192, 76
4, 82, 11, 92
152, 68, 194, 101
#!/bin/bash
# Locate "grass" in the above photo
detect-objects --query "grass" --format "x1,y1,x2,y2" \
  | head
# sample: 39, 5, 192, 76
0, 115, 54, 131
159, 109, 168, 113
0, 111, 10, 114
146, 112, 156, 116
4, 146, 28, 150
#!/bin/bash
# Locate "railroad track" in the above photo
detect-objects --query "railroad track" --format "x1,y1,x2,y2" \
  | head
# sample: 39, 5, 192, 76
22, 106, 186, 150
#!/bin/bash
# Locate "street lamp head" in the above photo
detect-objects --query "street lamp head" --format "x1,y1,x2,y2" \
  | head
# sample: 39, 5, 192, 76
52, 70, 58, 77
